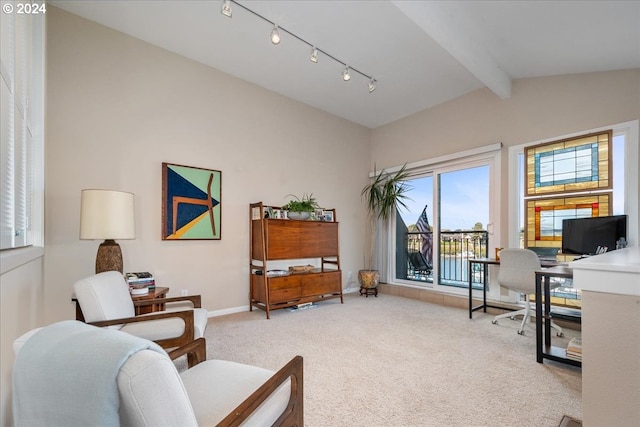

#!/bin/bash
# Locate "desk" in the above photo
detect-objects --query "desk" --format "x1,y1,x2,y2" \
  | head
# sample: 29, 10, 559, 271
72, 286, 170, 320
534, 266, 580, 367
570, 247, 640, 425
468, 258, 565, 319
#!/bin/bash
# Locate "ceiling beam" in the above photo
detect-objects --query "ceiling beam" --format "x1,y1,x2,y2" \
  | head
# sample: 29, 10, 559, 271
392, 0, 512, 100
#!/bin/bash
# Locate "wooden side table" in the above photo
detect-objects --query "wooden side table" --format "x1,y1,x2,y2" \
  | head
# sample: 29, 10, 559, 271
72, 286, 170, 321
132, 287, 170, 315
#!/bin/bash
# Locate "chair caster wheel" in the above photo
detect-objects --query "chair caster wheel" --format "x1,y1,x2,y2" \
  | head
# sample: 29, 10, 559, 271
517, 330, 525, 335
556, 332, 564, 337
509, 316, 516, 320
492, 320, 498, 324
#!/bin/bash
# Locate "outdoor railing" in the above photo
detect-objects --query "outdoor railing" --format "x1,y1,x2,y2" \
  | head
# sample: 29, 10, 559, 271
405, 230, 488, 288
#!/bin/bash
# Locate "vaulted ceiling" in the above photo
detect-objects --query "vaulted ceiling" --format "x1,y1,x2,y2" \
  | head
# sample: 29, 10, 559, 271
51, 1, 640, 128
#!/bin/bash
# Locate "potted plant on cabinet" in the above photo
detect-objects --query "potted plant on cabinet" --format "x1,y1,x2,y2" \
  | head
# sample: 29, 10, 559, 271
282, 193, 319, 220
359, 164, 412, 292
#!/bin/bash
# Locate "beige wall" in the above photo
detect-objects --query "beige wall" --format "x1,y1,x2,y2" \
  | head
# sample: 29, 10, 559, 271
371, 69, 640, 244
41, 5, 371, 325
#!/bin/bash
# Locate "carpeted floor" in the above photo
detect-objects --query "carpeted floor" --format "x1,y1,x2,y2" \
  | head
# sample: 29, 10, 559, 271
202, 293, 582, 426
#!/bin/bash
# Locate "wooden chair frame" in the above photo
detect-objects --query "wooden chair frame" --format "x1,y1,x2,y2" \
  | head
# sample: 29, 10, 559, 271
217, 355, 304, 427
85, 295, 205, 367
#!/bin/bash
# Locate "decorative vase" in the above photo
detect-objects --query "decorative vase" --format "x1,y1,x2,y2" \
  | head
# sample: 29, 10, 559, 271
358, 270, 380, 289
287, 211, 311, 220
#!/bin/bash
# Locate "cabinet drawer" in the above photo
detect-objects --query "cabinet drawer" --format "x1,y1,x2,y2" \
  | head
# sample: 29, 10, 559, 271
303, 271, 341, 295
268, 276, 302, 303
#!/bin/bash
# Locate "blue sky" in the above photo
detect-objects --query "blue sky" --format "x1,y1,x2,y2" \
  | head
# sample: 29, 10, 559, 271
399, 134, 625, 231
400, 166, 489, 231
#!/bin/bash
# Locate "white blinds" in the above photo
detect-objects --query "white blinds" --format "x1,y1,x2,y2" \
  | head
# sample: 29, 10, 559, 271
0, 6, 44, 250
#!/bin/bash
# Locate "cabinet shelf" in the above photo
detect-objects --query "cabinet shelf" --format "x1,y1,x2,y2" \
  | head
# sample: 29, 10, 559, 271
249, 202, 343, 319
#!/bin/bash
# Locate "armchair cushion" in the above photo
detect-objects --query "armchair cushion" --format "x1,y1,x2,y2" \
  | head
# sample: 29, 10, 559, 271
74, 271, 136, 324
117, 350, 198, 427
181, 360, 291, 427
117, 306, 208, 341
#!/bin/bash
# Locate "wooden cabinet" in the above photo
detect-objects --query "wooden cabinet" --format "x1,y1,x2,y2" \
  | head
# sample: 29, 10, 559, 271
250, 202, 343, 318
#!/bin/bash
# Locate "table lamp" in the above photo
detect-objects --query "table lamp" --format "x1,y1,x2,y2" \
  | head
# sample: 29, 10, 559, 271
80, 189, 135, 274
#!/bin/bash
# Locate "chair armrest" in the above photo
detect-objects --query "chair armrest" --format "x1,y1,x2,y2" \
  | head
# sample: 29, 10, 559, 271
217, 355, 304, 427
87, 309, 195, 350
168, 337, 207, 368
133, 294, 202, 309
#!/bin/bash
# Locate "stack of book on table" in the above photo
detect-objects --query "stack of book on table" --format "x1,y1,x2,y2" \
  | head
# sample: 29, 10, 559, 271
125, 272, 155, 295
566, 337, 582, 362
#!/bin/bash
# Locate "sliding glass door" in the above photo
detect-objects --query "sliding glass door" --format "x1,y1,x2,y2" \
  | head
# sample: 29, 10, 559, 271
437, 165, 489, 287
395, 155, 497, 296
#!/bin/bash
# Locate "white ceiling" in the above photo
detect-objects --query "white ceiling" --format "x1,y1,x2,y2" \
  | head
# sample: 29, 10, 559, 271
51, 1, 640, 129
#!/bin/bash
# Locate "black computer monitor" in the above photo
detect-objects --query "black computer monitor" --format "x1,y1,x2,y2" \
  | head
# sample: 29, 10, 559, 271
561, 215, 627, 255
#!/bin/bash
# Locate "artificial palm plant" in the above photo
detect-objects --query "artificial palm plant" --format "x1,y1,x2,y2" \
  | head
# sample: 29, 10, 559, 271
359, 164, 412, 288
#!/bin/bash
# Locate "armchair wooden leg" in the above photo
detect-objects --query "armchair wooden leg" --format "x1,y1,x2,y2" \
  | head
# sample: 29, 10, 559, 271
168, 337, 207, 368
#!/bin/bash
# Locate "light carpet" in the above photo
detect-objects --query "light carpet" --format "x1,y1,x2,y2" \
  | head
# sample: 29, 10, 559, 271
203, 293, 582, 427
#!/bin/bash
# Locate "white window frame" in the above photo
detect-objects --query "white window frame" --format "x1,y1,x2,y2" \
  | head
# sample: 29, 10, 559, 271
0, 4, 45, 274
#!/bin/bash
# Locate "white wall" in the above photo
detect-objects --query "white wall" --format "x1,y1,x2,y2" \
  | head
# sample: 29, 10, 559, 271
43, 6, 371, 322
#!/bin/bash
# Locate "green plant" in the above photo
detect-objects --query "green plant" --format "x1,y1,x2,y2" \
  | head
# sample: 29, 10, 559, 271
282, 193, 319, 213
361, 164, 412, 270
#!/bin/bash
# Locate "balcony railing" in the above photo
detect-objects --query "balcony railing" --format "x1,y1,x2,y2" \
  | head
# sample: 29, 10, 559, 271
403, 230, 488, 288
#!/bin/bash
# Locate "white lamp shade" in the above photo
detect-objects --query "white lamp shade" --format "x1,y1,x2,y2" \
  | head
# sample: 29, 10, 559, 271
80, 190, 135, 240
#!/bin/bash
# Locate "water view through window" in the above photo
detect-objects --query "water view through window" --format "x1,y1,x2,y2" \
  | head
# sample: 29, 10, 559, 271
397, 165, 489, 288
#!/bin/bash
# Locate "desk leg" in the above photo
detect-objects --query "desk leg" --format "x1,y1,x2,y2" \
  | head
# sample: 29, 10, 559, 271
468, 261, 473, 319
544, 276, 551, 347
536, 274, 543, 363
483, 263, 488, 312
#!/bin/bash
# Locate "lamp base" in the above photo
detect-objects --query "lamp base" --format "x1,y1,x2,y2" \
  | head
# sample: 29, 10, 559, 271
95, 239, 123, 274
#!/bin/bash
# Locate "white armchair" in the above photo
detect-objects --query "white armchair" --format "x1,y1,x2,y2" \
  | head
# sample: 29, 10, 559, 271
73, 271, 209, 366
13, 321, 303, 427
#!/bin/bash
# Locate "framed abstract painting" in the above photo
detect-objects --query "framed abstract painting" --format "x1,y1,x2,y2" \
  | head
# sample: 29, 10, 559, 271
162, 163, 221, 240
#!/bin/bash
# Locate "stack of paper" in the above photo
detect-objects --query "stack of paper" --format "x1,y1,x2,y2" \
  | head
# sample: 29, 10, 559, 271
566, 337, 582, 362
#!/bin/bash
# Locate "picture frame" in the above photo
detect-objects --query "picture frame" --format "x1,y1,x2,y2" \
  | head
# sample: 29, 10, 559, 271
162, 162, 221, 240
265, 207, 275, 219
322, 210, 334, 222
314, 208, 324, 221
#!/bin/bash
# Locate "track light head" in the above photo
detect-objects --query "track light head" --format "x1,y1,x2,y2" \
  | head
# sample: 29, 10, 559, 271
342, 67, 351, 81
221, 0, 232, 18
310, 46, 318, 63
368, 78, 377, 93
270, 25, 281, 45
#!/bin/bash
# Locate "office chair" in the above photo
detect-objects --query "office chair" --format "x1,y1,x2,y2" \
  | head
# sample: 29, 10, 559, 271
492, 248, 563, 336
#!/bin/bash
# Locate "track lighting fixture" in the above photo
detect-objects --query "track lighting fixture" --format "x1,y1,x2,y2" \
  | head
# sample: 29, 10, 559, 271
342, 67, 351, 81
221, 0, 232, 18
221, 0, 376, 92
270, 25, 281, 45
310, 46, 318, 63
368, 79, 376, 93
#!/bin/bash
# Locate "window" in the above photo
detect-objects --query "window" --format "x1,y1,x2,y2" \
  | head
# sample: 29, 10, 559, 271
511, 123, 636, 250
1, 5, 45, 252
523, 131, 614, 252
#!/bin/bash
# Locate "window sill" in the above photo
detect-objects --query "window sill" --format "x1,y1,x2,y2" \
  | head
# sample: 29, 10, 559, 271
0, 246, 44, 275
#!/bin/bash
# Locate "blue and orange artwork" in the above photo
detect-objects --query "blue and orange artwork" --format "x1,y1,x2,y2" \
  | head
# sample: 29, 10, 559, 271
162, 163, 221, 240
